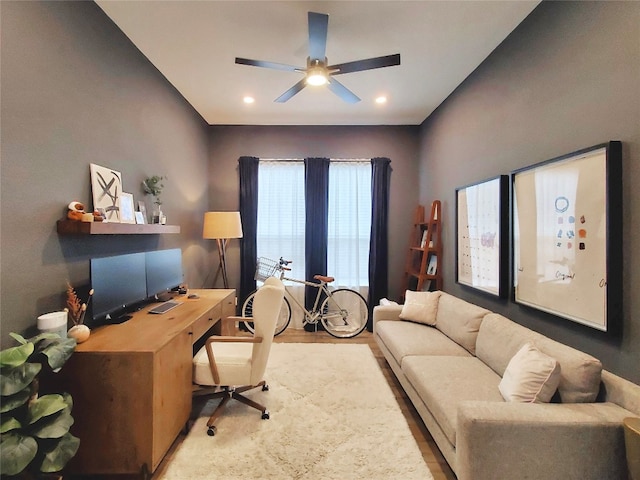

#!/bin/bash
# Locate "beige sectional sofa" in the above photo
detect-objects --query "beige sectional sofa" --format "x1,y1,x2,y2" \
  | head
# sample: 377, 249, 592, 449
373, 291, 640, 480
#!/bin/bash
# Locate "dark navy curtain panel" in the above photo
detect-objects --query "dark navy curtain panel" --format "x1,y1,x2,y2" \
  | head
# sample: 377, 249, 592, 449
304, 157, 330, 330
368, 157, 392, 331
238, 156, 259, 310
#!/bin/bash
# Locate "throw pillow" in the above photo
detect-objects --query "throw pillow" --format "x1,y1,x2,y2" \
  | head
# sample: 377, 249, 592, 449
499, 342, 561, 403
399, 290, 441, 326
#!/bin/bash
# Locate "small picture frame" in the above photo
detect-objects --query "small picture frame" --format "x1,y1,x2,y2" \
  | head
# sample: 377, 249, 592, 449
137, 201, 148, 223
119, 192, 136, 224
135, 211, 145, 225
427, 255, 438, 275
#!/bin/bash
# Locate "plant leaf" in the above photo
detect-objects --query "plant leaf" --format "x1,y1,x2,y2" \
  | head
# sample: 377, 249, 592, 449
8, 332, 27, 345
0, 387, 30, 413
0, 362, 41, 396
27, 394, 67, 424
0, 415, 22, 434
33, 408, 74, 439
0, 342, 34, 368
40, 432, 80, 473
41, 337, 76, 371
0, 432, 38, 476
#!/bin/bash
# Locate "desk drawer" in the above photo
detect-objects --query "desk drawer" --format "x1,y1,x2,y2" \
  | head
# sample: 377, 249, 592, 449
191, 304, 221, 342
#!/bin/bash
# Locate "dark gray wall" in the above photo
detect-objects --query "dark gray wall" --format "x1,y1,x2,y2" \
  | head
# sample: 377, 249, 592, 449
419, 1, 640, 382
208, 125, 420, 296
1, 1, 211, 346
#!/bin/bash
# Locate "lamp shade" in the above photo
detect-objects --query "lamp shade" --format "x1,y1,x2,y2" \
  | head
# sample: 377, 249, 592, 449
203, 211, 243, 239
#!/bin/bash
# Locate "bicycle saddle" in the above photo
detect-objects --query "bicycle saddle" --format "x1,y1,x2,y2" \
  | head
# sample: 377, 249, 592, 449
314, 275, 334, 283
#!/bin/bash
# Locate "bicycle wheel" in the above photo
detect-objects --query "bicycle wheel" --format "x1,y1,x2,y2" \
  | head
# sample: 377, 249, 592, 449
320, 289, 368, 338
241, 290, 291, 336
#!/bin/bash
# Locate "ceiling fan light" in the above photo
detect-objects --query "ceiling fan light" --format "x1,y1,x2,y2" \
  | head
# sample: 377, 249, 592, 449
306, 66, 327, 86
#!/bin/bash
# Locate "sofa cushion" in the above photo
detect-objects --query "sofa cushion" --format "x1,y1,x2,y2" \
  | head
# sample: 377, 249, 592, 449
499, 342, 561, 403
435, 292, 490, 355
399, 290, 441, 325
402, 355, 504, 446
477, 313, 602, 403
376, 320, 471, 366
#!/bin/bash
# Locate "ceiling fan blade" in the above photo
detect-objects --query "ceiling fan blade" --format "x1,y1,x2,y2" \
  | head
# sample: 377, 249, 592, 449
329, 53, 401, 75
327, 77, 360, 104
235, 57, 301, 72
275, 78, 308, 103
308, 12, 328, 61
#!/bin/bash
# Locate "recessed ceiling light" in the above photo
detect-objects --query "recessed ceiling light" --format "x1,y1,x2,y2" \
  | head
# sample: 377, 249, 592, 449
375, 96, 387, 104
243, 96, 255, 104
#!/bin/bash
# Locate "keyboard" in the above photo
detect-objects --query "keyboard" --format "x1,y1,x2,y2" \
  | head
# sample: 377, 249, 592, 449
148, 300, 181, 315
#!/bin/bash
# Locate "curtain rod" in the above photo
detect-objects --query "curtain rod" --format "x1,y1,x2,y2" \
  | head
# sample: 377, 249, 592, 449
260, 158, 371, 163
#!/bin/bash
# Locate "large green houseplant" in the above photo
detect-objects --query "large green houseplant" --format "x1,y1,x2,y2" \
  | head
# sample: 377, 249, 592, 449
0, 333, 79, 477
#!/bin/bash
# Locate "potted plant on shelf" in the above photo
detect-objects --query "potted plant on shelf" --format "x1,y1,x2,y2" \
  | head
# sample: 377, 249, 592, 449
142, 175, 165, 224
0, 332, 79, 478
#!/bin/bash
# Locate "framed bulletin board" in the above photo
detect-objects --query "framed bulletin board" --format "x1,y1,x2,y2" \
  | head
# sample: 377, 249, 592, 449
512, 142, 622, 332
456, 175, 509, 297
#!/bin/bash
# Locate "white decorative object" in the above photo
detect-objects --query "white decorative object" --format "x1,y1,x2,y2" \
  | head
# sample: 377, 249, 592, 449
37, 311, 68, 338
68, 324, 91, 343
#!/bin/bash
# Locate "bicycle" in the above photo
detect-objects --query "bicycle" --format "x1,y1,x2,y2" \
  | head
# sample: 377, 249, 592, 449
241, 257, 369, 338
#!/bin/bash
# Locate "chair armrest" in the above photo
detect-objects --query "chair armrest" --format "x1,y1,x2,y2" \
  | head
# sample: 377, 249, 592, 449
220, 315, 252, 336
203, 336, 263, 383
455, 401, 629, 480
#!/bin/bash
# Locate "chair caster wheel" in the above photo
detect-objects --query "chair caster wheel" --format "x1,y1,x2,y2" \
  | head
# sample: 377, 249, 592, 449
207, 426, 216, 436
262, 410, 270, 420
262, 384, 269, 391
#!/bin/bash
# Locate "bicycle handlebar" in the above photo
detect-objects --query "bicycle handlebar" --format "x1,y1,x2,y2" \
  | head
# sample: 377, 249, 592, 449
279, 257, 292, 266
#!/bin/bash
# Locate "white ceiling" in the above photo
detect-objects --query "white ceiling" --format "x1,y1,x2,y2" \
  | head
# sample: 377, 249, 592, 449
96, 1, 539, 126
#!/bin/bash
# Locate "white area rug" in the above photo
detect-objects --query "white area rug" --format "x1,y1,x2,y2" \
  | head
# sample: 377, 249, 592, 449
161, 343, 433, 480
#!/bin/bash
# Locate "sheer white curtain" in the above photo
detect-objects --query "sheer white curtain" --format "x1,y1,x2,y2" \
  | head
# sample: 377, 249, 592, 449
327, 161, 372, 298
256, 160, 306, 328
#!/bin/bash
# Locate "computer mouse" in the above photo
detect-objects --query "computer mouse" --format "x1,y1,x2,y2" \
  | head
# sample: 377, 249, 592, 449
188, 294, 199, 299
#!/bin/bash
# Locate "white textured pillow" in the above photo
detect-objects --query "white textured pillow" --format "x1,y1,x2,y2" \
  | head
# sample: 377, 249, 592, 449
399, 290, 441, 326
499, 342, 561, 403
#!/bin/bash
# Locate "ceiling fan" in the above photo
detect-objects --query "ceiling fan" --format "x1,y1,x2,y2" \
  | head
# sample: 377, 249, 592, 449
235, 12, 401, 104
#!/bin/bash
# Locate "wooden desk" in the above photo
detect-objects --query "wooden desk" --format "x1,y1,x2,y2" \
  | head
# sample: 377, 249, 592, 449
57, 289, 235, 477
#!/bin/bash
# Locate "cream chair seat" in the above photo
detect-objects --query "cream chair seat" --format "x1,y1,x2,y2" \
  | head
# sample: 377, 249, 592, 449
192, 276, 285, 436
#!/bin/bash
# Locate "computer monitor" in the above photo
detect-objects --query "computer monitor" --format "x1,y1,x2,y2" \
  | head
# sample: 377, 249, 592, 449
145, 248, 184, 299
90, 252, 147, 324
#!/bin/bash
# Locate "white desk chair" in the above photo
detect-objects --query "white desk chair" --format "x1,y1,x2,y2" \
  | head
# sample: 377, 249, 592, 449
192, 277, 285, 436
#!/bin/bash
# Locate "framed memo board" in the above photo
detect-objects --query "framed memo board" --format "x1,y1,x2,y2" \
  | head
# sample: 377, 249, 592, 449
512, 141, 622, 332
456, 175, 509, 297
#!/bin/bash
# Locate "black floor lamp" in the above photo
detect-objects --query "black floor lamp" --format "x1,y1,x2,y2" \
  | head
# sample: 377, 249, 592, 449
203, 211, 243, 289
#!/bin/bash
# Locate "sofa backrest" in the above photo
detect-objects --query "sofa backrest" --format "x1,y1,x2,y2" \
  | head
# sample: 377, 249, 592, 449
435, 292, 490, 355
476, 313, 603, 403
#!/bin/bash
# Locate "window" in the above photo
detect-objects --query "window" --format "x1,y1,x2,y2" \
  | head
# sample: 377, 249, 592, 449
256, 160, 306, 281
328, 161, 372, 290
256, 159, 371, 293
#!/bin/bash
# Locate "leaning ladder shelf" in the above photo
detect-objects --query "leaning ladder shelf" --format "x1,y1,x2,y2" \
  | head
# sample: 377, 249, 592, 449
400, 200, 442, 301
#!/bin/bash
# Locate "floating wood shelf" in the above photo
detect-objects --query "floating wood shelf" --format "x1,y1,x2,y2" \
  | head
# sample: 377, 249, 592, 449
57, 220, 180, 235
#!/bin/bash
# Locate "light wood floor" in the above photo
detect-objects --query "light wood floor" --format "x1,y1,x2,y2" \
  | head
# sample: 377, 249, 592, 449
154, 328, 457, 480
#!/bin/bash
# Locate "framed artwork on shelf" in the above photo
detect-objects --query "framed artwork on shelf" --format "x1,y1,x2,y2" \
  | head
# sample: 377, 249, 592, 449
512, 141, 622, 332
137, 201, 148, 224
90, 163, 122, 222
119, 193, 136, 224
456, 175, 509, 297
427, 255, 438, 276
135, 212, 145, 225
